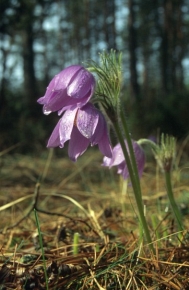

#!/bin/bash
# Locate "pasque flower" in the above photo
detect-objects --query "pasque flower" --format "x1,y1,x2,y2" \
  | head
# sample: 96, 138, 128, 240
47, 103, 112, 161
37, 65, 95, 115
103, 140, 145, 180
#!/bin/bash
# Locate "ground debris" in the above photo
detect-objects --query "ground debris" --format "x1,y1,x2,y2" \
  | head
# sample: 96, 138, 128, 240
0, 241, 189, 290
1, 152, 189, 289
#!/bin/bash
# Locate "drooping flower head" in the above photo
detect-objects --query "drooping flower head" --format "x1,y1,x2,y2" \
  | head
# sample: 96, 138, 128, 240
103, 140, 145, 180
37, 65, 95, 115
47, 102, 112, 161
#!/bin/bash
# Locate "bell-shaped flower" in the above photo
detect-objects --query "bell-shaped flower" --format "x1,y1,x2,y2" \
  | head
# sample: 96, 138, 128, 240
103, 140, 145, 180
47, 103, 112, 161
37, 65, 95, 115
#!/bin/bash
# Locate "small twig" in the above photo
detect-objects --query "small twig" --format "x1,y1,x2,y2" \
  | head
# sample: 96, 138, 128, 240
35, 207, 75, 220
0, 143, 21, 157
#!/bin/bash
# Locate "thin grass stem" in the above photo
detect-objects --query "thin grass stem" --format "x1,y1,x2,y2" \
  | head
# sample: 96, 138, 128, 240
34, 209, 49, 290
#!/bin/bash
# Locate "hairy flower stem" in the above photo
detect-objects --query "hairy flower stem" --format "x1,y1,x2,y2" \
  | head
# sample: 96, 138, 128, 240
137, 139, 158, 151
164, 171, 183, 232
120, 109, 142, 196
113, 120, 154, 253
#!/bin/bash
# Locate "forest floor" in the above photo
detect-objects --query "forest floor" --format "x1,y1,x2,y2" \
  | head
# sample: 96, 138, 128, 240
0, 144, 189, 290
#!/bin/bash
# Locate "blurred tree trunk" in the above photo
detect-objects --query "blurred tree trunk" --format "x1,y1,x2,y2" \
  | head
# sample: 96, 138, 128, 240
22, 22, 37, 109
128, 0, 140, 102
161, 0, 173, 93
104, 0, 116, 50
0, 47, 8, 113
160, 0, 184, 94
174, 0, 184, 91
83, 0, 91, 59
19, 0, 38, 112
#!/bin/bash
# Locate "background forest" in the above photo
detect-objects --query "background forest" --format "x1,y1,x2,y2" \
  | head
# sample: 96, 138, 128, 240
0, 0, 189, 153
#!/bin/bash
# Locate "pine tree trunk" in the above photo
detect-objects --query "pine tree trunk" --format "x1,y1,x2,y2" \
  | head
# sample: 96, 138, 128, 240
128, 0, 140, 102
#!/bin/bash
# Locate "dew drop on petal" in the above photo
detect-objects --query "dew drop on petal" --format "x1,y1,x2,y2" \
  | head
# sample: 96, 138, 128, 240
43, 108, 51, 115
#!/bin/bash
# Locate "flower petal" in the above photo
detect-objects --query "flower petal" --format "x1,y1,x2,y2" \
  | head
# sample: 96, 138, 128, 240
88, 112, 112, 157
134, 142, 145, 177
90, 113, 105, 145
37, 77, 58, 105
37, 67, 78, 107
47, 119, 61, 147
67, 68, 95, 99
59, 108, 77, 146
117, 162, 129, 180
98, 133, 112, 158
57, 65, 83, 88
76, 103, 99, 139
102, 140, 145, 180
42, 91, 69, 115
75, 106, 112, 158
108, 143, 125, 166
102, 156, 111, 166
37, 65, 92, 114
68, 126, 90, 161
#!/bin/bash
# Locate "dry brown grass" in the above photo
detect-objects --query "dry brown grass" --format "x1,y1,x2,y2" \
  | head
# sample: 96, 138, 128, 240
0, 147, 189, 289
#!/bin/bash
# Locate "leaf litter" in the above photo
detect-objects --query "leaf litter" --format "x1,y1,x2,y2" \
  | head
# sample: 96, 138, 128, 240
0, 147, 189, 289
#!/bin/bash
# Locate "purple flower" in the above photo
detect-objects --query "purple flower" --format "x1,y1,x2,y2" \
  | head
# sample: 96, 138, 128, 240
103, 140, 145, 180
37, 65, 95, 115
47, 103, 112, 161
